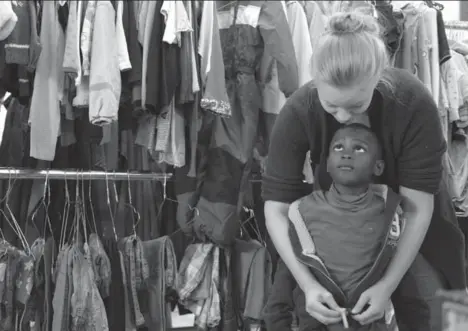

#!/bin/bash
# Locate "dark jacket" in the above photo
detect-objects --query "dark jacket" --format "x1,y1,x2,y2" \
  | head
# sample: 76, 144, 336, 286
264, 185, 403, 331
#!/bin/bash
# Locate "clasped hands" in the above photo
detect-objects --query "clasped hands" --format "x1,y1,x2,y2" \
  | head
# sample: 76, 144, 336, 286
305, 281, 393, 326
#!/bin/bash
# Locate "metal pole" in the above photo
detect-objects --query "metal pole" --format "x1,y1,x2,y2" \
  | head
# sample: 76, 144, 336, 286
0, 168, 172, 181
445, 20, 468, 31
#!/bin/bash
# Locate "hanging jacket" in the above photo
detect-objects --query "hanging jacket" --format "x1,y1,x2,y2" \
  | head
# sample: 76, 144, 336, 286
175, 0, 299, 246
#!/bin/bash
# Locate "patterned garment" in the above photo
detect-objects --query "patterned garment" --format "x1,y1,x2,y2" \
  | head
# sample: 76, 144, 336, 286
70, 244, 109, 331
88, 233, 112, 298
177, 243, 221, 329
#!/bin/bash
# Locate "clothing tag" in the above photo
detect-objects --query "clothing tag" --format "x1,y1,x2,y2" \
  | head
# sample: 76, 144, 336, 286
170, 306, 195, 328
341, 310, 349, 329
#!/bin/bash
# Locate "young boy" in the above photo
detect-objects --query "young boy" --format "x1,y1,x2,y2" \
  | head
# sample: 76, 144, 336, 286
263, 123, 403, 331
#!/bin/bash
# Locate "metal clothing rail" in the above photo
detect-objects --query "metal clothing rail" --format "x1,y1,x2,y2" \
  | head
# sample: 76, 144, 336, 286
445, 20, 468, 31
0, 168, 172, 181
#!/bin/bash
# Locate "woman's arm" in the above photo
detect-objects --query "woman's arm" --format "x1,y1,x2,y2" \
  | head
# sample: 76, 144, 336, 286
379, 187, 434, 292
264, 200, 321, 292
379, 75, 445, 290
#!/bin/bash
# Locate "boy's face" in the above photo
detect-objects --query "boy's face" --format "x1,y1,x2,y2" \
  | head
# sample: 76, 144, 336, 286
327, 128, 384, 187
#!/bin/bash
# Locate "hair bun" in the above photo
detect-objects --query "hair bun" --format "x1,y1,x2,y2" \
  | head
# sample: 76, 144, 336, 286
327, 12, 380, 36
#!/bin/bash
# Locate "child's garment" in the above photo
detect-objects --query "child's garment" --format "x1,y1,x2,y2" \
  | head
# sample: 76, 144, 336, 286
297, 184, 389, 296
264, 184, 403, 331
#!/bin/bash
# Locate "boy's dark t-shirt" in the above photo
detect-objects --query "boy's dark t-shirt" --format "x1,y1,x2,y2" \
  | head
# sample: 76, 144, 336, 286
297, 184, 387, 295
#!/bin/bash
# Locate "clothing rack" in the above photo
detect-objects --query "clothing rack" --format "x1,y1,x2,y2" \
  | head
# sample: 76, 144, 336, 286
0, 168, 172, 181
445, 20, 468, 31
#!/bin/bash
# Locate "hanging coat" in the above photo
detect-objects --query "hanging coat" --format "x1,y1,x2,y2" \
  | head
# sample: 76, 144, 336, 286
175, 1, 298, 246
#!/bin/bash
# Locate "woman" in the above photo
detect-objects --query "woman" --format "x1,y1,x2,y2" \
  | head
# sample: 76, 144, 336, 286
262, 11, 466, 331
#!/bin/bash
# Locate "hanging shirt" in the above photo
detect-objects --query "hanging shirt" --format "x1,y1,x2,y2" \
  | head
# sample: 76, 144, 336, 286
262, 0, 311, 114
88, 0, 121, 126
161, 0, 193, 46
29, 1, 65, 161
116, 0, 131, 71
305, 0, 327, 50
198, 1, 231, 116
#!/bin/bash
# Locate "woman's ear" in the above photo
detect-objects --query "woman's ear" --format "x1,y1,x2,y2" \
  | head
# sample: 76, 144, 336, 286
373, 159, 385, 176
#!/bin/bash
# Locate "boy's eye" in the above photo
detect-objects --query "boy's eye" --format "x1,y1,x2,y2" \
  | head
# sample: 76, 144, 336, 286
354, 146, 366, 153
333, 144, 343, 152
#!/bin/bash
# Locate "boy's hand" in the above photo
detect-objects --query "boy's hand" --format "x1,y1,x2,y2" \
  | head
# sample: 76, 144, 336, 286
351, 281, 393, 325
305, 286, 344, 325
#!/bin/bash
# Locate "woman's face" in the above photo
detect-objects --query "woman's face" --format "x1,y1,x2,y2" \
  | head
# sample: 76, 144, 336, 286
317, 78, 378, 124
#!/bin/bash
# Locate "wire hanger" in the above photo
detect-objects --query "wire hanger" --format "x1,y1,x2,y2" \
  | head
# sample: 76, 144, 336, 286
43, 170, 55, 244
217, 1, 237, 11
88, 171, 98, 236
127, 170, 141, 237
59, 170, 71, 249
80, 170, 89, 247
157, 174, 200, 240
66, 171, 80, 245
105, 170, 118, 242
241, 207, 266, 247
2, 168, 30, 254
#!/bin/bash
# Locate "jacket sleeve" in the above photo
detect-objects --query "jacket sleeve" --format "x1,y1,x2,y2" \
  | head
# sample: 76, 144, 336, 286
258, 1, 299, 97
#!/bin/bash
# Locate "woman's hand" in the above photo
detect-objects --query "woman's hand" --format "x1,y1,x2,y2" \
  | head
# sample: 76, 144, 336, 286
305, 285, 344, 325
351, 281, 393, 325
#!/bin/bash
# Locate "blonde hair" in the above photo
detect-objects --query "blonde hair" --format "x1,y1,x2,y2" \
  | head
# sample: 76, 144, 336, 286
312, 11, 390, 88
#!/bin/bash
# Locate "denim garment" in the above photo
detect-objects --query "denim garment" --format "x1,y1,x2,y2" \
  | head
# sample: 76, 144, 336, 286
141, 236, 177, 331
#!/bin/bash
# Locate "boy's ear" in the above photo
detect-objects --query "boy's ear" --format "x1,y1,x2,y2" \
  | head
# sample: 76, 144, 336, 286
373, 159, 384, 177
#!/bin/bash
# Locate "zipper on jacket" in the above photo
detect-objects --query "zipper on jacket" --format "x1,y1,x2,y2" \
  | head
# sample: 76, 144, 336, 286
348, 218, 395, 303
299, 254, 347, 303
303, 214, 396, 310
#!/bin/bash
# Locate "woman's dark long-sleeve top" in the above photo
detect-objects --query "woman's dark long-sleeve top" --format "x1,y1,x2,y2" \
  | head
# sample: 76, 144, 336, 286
262, 67, 466, 290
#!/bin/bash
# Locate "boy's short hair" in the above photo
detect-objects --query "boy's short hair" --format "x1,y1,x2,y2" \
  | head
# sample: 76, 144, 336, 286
328, 123, 383, 159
